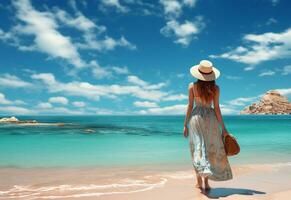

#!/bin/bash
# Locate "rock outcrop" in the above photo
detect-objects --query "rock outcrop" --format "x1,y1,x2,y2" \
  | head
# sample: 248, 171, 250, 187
240, 90, 291, 115
0, 116, 64, 126
0, 116, 19, 123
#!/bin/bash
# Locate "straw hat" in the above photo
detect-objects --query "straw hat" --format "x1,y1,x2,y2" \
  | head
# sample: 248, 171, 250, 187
190, 60, 220, 81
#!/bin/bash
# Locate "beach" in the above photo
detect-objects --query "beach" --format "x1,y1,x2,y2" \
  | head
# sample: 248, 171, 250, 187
1, 0, 290, 199
1, 163, 291, 199
0, 115, 291, 199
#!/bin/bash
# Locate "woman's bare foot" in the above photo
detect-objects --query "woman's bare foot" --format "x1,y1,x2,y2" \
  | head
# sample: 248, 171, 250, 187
195, 176, 202, 189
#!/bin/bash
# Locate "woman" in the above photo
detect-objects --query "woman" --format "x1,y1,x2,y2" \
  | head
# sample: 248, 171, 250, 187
183, 60, 233, 191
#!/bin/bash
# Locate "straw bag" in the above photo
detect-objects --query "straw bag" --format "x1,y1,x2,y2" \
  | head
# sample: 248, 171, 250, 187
223, 134, 240, 156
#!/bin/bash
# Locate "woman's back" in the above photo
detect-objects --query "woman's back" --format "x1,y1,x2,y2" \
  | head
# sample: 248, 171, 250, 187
192, 82, 216, 108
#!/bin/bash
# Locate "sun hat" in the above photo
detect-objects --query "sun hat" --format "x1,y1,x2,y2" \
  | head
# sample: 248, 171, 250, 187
190, 60, 220, 81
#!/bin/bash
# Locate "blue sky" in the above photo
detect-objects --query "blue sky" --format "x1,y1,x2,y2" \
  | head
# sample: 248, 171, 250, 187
0, 0, 290, 115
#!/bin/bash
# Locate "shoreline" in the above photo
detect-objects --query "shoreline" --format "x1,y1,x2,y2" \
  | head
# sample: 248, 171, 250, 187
1, 156, 291, 169
1, 162, 291, 199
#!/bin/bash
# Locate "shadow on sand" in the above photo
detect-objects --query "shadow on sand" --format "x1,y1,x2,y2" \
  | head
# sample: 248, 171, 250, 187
201, 187, 266, 199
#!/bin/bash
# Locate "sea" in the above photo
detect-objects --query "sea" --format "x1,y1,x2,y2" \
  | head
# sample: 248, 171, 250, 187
0, 115, 291, 168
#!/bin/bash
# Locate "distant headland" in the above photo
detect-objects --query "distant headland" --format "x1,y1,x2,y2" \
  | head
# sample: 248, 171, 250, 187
0, 116, 65, 126
240, 90, 291, 115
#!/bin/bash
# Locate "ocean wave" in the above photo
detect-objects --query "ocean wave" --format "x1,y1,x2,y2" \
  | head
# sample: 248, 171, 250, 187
163, 171, 193, 180
0, 177, 167, 199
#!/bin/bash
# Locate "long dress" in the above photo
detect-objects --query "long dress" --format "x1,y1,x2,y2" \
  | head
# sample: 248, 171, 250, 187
188, 84, 233, 181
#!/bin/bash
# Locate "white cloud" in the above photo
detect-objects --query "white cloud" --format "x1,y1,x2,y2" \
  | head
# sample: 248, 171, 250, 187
127, 75, 148, 86
127, 75, 167, 90
103, 35, 136, 50
0, 28, 14, 41
100, 0, 129, 13
160, 17, 204, 46
31, 73, 56, 84
111, 66, 130, 74
0, 93, 14, 105
244, 66, 255, 71
163, 94, 187, 101
90, 60, 112, 79
183, 0, 196, 7
86, 106, 129, 115
72, 101, 86, 107
134, 99, 245, 116
9, 0, 86, 68
78, 35, 136, 51
31, 73, 185, 102
0, 0, 136, 75
91, 63, 130, 80
281, 65, 291, 75
14, 100, 26, 105
275, 88, 291, 97
259, 70, 275, 77
145, 83, 168, 90
95, 108, 114, 115
37, 102, 53, 109
32, 73, 113, 101
0, 106, 35, 115
0, 73, 33, 88
0, 93, 26, 105
133, 101, 158, 108
54, 8, 100, 33
35, 101, 87, 115
0, 97, 85, 115
159, 0, 202, 46
138, 103, 187, 115
210, 28, 291, 65
50, 107, 84, 115
49, 96, 69, 105
219, 104, 239, 115
54, 8, 136, 52
159, 0, 197, 18
222, 94, 265, 114
228, 96, 258, 106
159, 0, 182, 18
37, 107, 86, 115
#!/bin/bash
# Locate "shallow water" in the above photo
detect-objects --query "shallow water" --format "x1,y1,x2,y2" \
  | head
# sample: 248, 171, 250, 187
0, 115, 291, 168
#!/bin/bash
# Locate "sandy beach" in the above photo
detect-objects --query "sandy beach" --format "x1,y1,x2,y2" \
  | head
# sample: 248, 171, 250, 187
1, 115, 291, 200
1, 162, 291, 200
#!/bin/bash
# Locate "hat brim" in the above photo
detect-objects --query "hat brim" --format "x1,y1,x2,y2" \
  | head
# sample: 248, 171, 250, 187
190, 65, 220, 81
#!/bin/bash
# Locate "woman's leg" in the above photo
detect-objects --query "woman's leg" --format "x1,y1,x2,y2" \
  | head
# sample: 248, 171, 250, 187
195, 172, 202, 188
204, 177, 211, 190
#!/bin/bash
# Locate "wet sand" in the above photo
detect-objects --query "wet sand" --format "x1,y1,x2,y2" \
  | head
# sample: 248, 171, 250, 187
1, 163, 291, 200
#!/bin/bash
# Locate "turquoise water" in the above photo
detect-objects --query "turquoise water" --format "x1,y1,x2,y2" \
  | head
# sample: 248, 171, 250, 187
0, 115, 291, 168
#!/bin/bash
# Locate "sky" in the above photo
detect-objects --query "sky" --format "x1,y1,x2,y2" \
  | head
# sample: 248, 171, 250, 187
0, 0, 290, 115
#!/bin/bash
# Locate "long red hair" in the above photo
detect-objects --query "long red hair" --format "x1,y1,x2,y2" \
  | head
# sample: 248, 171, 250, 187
196, 79, 216, 104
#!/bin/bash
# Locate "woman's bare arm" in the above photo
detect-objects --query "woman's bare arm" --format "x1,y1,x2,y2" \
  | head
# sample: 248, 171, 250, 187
213, 85, 228, 134
184, 83, 194, 128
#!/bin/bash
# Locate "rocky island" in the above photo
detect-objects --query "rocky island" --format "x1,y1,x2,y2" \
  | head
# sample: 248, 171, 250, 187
0, 116, 65, 126
240, 90, 291, 115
